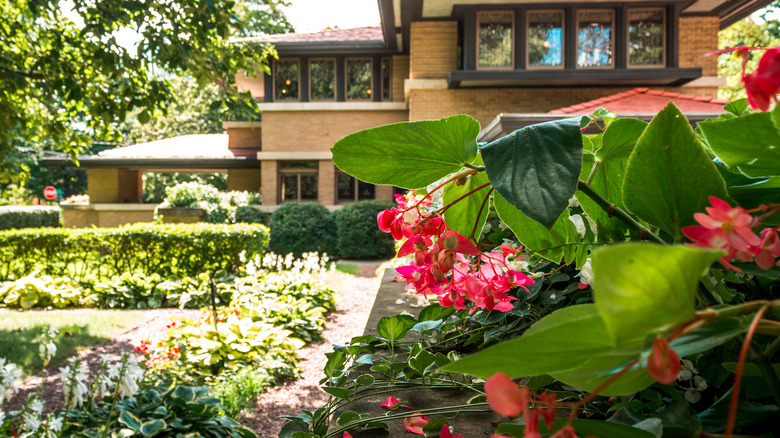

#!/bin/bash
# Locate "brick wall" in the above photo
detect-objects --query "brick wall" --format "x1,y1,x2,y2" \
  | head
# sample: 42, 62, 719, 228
375, 185, 395, 203
118, 170, 142, 203
392, 55, 410, 102
88, 169, 119, 203
98, 211, 154, 227
679, 16, 719, 76
261, 160, 277, 206
410, 21, 458, 79
227, 169, 261, 192
227, 127, 262, 149
318, 160, 336, 206
261, 110, 408, 153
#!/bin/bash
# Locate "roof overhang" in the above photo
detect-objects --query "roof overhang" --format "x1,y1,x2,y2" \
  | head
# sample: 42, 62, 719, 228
41, 157, 260, 171
272, 40, 392, 56
449, 68, 703, 89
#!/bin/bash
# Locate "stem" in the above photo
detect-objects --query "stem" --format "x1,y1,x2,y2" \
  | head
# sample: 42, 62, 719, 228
469, 188, 494, 241
725, 306, 769, 438
566, 358, 640, 424
436, 182, 491, 216
406, 168, 479, 212
577, 180, 665, 244
585, 160, 601, 185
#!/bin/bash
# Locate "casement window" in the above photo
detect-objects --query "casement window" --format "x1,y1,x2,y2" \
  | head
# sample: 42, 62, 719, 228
274, 59, 300, 101
477, 11, 514, 69
336, 171, 375, 203
309, 58, 336, 100
346, 58, 373, 100
279, 161, 318, 202
527, 10, 564, 69
577, 10, 614, 68
381, 57, 392, 101
628, 9, 665, 67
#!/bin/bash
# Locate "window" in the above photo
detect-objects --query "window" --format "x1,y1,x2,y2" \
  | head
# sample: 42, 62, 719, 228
337, 171, 375, 203
279, 161, 318, 202
309, 59, 336, 100
346, 58, 373, 100
527, 10, 564, 68
577, 10, 614, 68
478, 11, 514, 69
381, 58, 392, 101
274, 59, 299, 100
628, 9, 665, 67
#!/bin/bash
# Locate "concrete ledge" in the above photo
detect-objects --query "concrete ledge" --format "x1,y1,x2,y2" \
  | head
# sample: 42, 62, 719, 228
256, 102, 407, 111
256, 152, 333, 160
223, 121, 260, 129
61, 203, 158, 211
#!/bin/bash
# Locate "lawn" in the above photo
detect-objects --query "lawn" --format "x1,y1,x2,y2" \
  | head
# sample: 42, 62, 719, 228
0, 309, 149, 374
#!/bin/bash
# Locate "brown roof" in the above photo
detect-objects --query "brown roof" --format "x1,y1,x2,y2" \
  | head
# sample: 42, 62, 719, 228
235, 26, 383, 44
549, 88, 730, 114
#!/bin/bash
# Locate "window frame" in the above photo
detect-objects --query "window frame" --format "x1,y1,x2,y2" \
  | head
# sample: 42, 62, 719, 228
575, 9, 616, 70
344, 57, 374, 101
626, 7, 666, 69
273, 58, 301, 101
526, 9, 566, 70
380, 57, 393, 101
308, 57, 337, 101
278, 161, 318, 203
335, 170, 376, 204
476, 10, 516, 70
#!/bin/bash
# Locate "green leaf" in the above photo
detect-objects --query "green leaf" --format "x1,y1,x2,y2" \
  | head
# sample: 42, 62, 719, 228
699, 111, 780, 177
595, 118, 647, 162
622, 103, 729, 240
332, 115, 480, 189
355, 374, 375, 386
723, 98, 749, 116
592, 244, 721, 344
377, 314, 417, 342
119, 410, 142, 432
496, 418, 656, 438
322, 386, 350, 399
336, 411, 361, 425
494, 192, 572, 262
140, 419, 165, 437
670, 316, 747, 358
442, 168, 490, 238
418, 304, 455, 322
482, 117, 584, 228
422, 418, 449, 437
699, 389, 779, 433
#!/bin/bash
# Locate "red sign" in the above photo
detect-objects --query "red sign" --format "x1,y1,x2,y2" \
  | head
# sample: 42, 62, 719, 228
43, 186, 57, 200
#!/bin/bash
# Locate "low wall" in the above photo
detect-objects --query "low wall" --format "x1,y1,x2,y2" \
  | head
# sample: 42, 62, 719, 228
61, 204, 156, 228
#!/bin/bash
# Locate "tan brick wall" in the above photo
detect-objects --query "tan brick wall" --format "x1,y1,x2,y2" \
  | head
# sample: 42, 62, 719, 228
375, 185, 395, 203
227, 127, 262, 149
392, 55, 410, 102
261, 160, 277, 206
261, 110, 408, 153
118, 170, 142, 203
318, 161, 336, 206
88, 169, 119, 203
62, 209, 97, 228
410, 21, 458, 79
679, 16, 719, 76
227, 169, 261, 192
98, 211, 154, 227
409, 86, 719, 127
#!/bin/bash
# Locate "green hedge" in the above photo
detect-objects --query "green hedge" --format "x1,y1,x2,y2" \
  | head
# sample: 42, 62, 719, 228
0, 223, 269, 282
333, 200, 396, 259
268, 203, 336, 258
0, 206, 61, 230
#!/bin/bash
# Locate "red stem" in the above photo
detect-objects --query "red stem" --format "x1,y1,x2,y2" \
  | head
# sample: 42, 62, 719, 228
566, 358, 640, 423
725, 305, 770, 438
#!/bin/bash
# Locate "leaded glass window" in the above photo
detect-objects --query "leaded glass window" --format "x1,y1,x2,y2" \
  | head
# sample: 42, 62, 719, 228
577, 10, 614, 68
478, 11, 514, 69
310, 59, 336, 100
274, 59, 299, 101
528, 11, 564, 68
628, 9, 665, 67
346, 58, 372, 100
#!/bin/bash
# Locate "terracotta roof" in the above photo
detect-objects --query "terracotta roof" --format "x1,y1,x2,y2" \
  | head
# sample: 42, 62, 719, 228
548, 88, 730, 114
96, 134, 246, 159
235, 26, 383, 44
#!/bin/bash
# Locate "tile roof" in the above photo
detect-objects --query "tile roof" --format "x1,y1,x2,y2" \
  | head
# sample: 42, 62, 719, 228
96, 134, 244, 159
548, 88, 730, 114
235, 26, 383, 44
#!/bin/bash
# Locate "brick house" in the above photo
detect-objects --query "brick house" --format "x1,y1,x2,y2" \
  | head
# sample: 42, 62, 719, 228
51, 0, 771, 226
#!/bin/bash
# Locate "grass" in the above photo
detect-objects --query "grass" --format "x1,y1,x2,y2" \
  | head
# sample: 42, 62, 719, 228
0, 309, 149, 374
334, 263, 361, 276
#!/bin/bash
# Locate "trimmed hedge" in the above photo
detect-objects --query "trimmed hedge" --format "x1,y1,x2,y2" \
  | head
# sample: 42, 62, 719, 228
269, 203, 336, 258
0, 206, 61, 230
333, 200, 396, 259
0, 223, 269, 282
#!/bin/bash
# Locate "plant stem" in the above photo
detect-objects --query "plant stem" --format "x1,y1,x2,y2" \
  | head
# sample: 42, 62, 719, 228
585, 160, 601, 185
469, 188, 494, 241
436, 182, 492, 216
576, 180, 665, 244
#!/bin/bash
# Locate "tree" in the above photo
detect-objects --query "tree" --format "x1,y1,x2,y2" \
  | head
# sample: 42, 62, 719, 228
717, 1, 780, 100
0, 0, 277, 163
233, 0, 294, 37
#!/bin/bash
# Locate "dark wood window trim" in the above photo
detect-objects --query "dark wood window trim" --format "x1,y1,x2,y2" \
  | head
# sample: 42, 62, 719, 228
336, 170, 376, 204
278, 162, 318, 203
380, 57, 393, 101
476, 10, 516, 70
626, 7, 667, 69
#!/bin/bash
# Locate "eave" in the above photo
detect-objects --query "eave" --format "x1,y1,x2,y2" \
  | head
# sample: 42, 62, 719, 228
449, 68, 703, 89
41, 157, 260, 170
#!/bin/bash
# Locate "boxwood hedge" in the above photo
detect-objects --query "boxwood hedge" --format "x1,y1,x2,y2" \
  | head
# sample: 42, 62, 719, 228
0, 206, 61, 230
332, 200, 396, 259
268, 203, 336, 258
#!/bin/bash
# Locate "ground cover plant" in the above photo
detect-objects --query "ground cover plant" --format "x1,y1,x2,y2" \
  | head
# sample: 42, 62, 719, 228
281, 47, 780, 437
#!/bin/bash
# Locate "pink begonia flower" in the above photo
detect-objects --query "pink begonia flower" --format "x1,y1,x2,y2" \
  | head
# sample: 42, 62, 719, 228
343, 433, 352, 438
647, 338, 681, 385
379, 396, 411, 410
403, 414, 429, 434
743, 47, 780, 111
440, 424, 463, 438
755, 228, 780, 269
485, 372, 529, 418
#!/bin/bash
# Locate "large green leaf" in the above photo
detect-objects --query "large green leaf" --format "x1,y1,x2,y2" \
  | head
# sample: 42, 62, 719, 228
496, 418, 656, 438
595, 118, 648, 162
494, 192, 572, 262
622, 103, 729, 240
698, 111, 780, 178
442, 165, 491, 238
481, 118, 583, 228
592, 244, 721, 345
331, 114, 479, 189
376, 315, 417, 342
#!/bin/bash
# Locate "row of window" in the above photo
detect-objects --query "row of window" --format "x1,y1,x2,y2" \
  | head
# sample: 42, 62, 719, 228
477, 8, 665, 70
278, 161, 376, 203
274, 58, 392, 102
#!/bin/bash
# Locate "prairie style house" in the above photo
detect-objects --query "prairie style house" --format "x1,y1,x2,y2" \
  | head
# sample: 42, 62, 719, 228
53, 0, 771, 226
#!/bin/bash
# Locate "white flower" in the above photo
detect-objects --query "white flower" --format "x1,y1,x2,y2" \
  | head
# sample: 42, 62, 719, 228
677, 359, 696, 381
577, 259, 593, 285
0, 410, 5, 425
46, 414, 63, 432
108, 353, 144, 399
684, 388, 701, 403
29, 398, 44, 415
694, 375, 708, 390
569, 214, 587, 238
22, 412, 41, 431
507, 259, 529, 272
61, 361, 90, 408
39, 342, 57, 363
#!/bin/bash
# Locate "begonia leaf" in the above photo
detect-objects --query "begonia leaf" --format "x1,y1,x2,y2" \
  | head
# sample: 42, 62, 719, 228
699, 110, 780, 178
494, 192, 573, 262
623, 103, 729, 240
443, 157, 490, 239
496, 418, 656, 438
331, 115, 479, 189
481, 118, 583, 229
377, 314, 417, 342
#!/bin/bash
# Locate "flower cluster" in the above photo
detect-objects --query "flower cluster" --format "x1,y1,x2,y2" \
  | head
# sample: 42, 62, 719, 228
713, 46, 780, 111
380, 194, 534, 312
681, 197, 780, 271
370, 395, 462, 437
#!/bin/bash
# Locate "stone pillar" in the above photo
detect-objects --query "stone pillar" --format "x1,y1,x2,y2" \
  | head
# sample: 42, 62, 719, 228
409, 21, 458, 79
87, 169, 119, 203
318, 160, 335, 206
227, 168, 261, 192
261, 160, 277, 206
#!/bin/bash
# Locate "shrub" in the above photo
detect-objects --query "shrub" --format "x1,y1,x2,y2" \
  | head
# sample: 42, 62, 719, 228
162, 182, 221, 207
0, 223, 269, 282
0, 206, 60, 230
333, 200, 396, 259
0, 271, 93, 309
159, 182, 263, 225
268, 203, 337, 258
234, 205, 269, 224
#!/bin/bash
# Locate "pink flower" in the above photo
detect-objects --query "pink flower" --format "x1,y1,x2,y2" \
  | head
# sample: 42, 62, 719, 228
403, 414, 429, 434
744, 47, 780, 111
379, 396, 410, 410
485, 372, 529, 418
343, 433, 353, 438
647, 338, 680, 385
755, 228, 780, 269
440, 424, 463, 438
